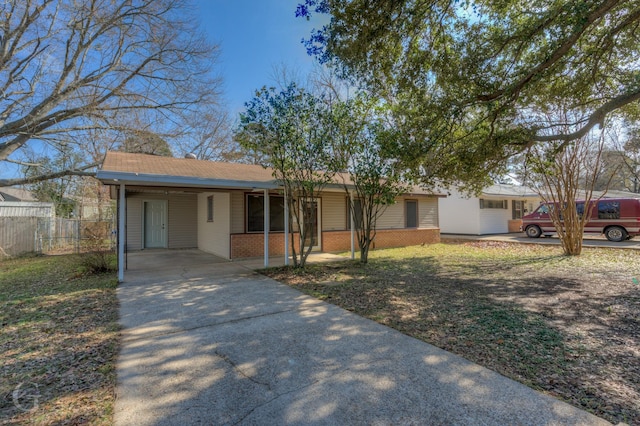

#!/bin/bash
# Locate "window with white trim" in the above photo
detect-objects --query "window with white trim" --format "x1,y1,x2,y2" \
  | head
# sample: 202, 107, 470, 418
512, 200, 525, 219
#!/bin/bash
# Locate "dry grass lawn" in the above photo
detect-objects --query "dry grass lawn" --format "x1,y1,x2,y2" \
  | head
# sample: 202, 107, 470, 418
263, 241, 640, 425
0, 254, 119, 425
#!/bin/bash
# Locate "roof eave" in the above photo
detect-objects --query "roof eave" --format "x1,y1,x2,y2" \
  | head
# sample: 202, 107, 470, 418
482, 191, 539, 198
96, 171, 280, 190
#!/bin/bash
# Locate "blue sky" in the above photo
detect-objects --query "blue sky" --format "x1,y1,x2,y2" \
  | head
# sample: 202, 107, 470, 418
194, 0, 321, 114
0, 1, 318, 181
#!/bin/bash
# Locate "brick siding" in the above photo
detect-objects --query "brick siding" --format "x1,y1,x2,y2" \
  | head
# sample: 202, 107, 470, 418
230, 228, 440, 259
230, 232, 301, 259
322, 228, 440, 252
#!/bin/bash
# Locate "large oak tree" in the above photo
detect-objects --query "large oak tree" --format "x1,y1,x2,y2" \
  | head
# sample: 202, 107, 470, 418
298, 0, 640, 189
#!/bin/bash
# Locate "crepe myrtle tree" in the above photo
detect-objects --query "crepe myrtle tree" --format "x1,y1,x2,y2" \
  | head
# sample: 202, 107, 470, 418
0, 0, 221, 186
296, 0, 640, 191
330, 95, 407, 263
520, 109, 610, 255
235, 84, 335, 268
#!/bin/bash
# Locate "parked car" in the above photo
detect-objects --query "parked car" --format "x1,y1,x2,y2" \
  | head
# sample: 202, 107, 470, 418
521, 198, 640, 242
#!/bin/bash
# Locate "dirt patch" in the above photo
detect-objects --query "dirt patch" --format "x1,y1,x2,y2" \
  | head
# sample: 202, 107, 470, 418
263, 241, 640, 425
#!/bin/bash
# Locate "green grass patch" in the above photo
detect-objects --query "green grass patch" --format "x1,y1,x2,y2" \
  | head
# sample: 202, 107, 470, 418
0, 253, 119, 425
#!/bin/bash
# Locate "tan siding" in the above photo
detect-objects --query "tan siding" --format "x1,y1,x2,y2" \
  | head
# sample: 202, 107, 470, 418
375, 196, 439, 229
322, 192, 346, 231
198, 192, 231, 258
419, 198, 439, 228
376, 199, 406, 229
230, 191, 244, 234
126, 198, 142, 250
126, 192, 197, 249
168, 193, 197, 248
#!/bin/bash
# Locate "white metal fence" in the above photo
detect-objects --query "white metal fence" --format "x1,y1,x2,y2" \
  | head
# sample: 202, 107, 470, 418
0, 217, 116, 258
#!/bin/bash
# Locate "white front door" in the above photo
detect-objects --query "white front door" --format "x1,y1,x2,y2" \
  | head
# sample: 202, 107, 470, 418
144, 200, 167, 248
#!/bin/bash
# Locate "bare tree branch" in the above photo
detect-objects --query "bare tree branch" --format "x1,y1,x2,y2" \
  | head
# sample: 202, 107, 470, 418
0, 161, 100, 187
0, 0, 222, 175
4, 158, 41, 167
532, 86, 640, 144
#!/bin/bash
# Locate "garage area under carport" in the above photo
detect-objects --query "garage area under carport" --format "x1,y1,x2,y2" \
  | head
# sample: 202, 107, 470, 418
97, 151, 293, 281
124, 248, 229, 273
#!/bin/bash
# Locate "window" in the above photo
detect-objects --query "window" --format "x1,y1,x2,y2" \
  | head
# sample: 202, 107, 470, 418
246, 194, 285, 232
406, 200, 418, 228
207, 195, 214, 222
346, 197, 363, 230
537, 204, 550, 214
480, 199, 508, 209
512, 200, 526, 219
598, 200, 620, 219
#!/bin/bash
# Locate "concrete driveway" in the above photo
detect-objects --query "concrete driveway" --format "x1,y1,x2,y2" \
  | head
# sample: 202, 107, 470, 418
114, 250, 611, 425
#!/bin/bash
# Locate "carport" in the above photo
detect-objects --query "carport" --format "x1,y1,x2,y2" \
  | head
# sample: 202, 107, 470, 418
125, 248, 348, 275
125, 249, 229, 272
97, 152, 293, 282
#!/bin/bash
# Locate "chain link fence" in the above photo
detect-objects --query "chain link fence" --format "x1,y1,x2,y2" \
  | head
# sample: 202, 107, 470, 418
0, 217, 117, 259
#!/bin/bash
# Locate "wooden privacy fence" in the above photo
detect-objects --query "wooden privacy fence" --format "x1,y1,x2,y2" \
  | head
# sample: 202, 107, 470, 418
0, 217, 116, 258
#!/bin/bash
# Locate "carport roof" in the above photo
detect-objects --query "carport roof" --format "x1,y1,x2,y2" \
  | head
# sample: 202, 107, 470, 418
97, 151, 280, 189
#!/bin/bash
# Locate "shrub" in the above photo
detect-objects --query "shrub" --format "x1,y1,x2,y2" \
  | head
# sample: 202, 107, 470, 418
80, 249, 117, 274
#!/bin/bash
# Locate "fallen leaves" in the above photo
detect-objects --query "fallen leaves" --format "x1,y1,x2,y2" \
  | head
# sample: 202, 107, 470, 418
0, 255, 119, 425
264, 242, 640, 425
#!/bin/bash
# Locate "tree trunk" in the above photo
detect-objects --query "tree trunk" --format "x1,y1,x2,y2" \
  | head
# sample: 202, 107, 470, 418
360, 240, 370, 264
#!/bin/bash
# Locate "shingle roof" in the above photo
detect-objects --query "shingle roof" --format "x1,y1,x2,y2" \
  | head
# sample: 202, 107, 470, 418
100, 151, 276, 183
482, 184, 538, 198
0, 187, 37, 202
98, 151, 443, 196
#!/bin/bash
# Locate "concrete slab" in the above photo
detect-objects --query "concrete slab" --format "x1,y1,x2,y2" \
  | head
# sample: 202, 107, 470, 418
115, 253, 612, 425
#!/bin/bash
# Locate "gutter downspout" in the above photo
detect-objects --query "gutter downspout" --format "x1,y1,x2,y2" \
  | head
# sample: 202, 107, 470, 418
264, 189, 270, 268
284, 188, 289, 266
118, 184, 125, 282
350, 191, 355, 260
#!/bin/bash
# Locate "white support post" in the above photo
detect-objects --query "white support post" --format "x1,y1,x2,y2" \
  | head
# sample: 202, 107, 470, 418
118, 183, 126, 282
284, 188, 289, 266
350, 191, 355, 260
264, 189, 270, 268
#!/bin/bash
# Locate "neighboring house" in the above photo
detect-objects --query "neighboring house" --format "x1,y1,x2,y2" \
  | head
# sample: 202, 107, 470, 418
597, 189, 640, 199
70, 185, 116, 221
0, 188, 55, 258
0, 187, 54, 218
0, 187, 37, 202
97, 152, 444, 278
439, 184, 541, 235
0, 202, 55, 218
